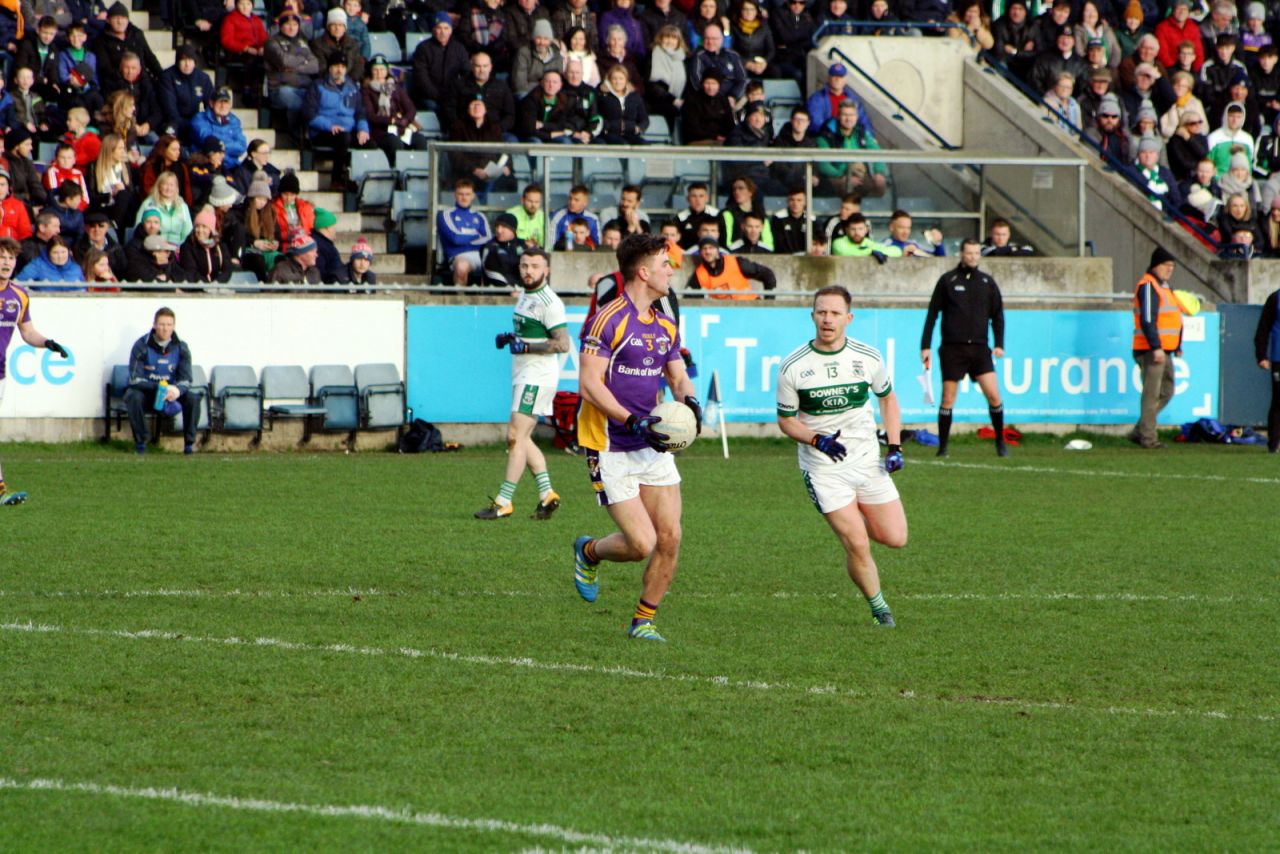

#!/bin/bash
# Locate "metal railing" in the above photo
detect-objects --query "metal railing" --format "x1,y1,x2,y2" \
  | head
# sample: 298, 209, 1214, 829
824, 45, 956, 150
811, 19, 975, 46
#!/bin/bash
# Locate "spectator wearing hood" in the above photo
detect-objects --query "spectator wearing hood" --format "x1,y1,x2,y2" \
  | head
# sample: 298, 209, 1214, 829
681, 68, 734, 145
1207, 102, 1255, 174
16, 236, 85, 290
158, 43, 215, 137
1209, 71, 1261, 139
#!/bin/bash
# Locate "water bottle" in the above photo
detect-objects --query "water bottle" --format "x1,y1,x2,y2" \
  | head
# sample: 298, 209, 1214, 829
154, 380, 169, 411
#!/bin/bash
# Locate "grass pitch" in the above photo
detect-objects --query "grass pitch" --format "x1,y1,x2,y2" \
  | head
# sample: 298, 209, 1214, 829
0, 436, 1277, 851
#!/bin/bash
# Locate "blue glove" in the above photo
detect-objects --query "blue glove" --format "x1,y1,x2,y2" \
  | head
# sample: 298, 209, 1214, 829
885, 443, 905, 474
494, 332, 516, 349
811, 430, 847, 462
508, 339, 529, 354
625, 414, 670, 452
683, 395, 703, 435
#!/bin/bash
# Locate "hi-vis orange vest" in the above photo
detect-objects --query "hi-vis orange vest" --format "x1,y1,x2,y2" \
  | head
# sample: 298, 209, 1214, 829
1132, 273, 1184, 351
694, 254, 755, 300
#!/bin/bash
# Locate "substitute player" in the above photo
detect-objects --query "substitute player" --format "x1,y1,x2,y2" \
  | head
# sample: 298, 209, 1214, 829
475, 249, 571, 520
573, 234, 701, 642
777, 285, 907, 627
0, 237, 68, 505
920, 238, 1007, 457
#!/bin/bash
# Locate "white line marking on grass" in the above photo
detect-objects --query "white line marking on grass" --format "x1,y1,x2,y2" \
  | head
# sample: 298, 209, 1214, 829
0, 588, 391, 600
2, 620, 1273, 724
918, 459, 1280, 485
0, 776, 750, 854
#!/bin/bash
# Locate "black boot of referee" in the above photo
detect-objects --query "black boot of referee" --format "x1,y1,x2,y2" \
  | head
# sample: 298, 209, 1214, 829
937, 407, 951, 457
991, 405, 1009, 456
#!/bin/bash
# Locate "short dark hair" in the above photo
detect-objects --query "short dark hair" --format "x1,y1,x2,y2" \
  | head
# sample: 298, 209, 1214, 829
658, 219, 680, 231
813, 285, 852, 308
522, 247, 550, 262
742, 211, 763, 223
154, 307, 176, 322
67, 21, 86, 33
989, 217, 1012, 231
846, 213, 867, 226
602, 222, 623, 234
454, 177, 475, 191
890, 209, 912, 221
34, 210, 58, 229
617, 233, 669, 280
569, 184, 590, 196
688, 182, 709, 194
522, 183, 543, 196
0, 237, 19, 258
620, 184, 642, 199
37, 15, 57, 28
569, 216, 590, 228
961, 237, 981, 251
790, 105, 810, 120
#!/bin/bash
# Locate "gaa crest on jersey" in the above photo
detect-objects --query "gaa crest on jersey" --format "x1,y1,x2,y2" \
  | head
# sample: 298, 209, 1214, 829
657, 337, 670, 355
3, 298, 19, 317
850, 360, 865, 379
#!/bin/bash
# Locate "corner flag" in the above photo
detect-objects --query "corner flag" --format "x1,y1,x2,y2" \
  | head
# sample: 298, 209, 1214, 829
706, 370, 729, 459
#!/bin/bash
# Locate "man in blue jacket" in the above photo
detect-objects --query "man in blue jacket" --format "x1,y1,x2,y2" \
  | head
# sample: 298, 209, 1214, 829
158, 43, 214, 139
189, 87, 247, 164
123, 306, 203, 455
437, 178, 493, 285
303, 53, 370, 191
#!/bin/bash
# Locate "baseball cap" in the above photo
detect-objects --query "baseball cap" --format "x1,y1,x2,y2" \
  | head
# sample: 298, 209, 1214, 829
828, 63, 847, 77
202, 136, 226, 154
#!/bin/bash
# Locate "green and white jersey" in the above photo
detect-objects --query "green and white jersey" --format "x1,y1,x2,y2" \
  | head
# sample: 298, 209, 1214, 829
512, 283, 567, 388
776, 336, 892, 471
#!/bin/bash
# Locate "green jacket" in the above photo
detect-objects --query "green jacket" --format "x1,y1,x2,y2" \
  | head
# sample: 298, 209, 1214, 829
506, 205, 547, 247
831, 236, 901, 257
815, 123, 887, 179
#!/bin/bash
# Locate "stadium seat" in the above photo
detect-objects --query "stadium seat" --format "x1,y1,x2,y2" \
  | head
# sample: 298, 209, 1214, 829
103, 364, 131, 441
172, 365, 211, 434
643, 115, 671, 144
369, 31, 401, 63
582, 155, 625, 198
261, 365, 327, 434
228, 270, 260, 288
404, 31, 429, 60
417, 111, 443, 141
485, 191, 521, 209
397, 150, 432, 200
210, 365, 263, 433
351, 149, 397, 213
309, 365, 359, 431
762, 79, 803, 110
354, 363, 409, 429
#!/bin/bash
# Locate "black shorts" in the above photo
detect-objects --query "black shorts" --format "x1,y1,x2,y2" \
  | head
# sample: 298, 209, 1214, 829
939, 344, 995, 382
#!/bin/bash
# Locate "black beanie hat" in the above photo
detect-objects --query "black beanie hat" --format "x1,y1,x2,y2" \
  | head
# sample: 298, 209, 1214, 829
1149, 246, 1176, 269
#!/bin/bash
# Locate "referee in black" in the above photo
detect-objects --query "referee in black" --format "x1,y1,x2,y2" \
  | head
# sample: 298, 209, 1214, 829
920, 238, 1007, 457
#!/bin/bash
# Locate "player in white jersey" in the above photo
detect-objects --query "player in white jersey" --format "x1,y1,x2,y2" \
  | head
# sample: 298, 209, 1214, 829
776, 285, 908, 627
476, 249, 571, 520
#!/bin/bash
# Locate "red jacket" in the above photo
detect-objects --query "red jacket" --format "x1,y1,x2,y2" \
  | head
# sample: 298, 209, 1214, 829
221, 10, 268, 54
42, 164, 89, 211
66, 130, 101, 170
1155, 16, 1203, 70
272, 196, 315, 242
0, 196, 33, 241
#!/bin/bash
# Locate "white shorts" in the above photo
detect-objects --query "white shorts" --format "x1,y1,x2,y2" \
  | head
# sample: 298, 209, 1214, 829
802, 458, 899, 515
587, 447, 681, 506
451, 250, 482, 272
0, 378, 5, 404
511, 382, 555, 417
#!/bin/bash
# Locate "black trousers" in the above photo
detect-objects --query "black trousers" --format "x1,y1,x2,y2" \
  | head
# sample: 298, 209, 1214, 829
1270, 370, 1280, 451
124, 386, 203, 445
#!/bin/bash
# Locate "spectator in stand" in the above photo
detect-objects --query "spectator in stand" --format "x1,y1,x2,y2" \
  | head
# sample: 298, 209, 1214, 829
1115, 0, 1150, 59
549, 183, 600, 244
82, 247, 120, 288
449, 96, 509, 194
445, 52, 517, 141
139, 134, 194, 204
1046, 71, 1083, 130
597, 63, 648, 144
136, 170, 193, 247
1120, 62, 1174, 122
639, 0, 683, 45
303, 54, 370, 191
62, 108, 100, 170
686, 0, 730, 49
831, 214, 898, 259
18, 211, 60, 271
599, 23, 645, 93
43, 142, 89, 209
506, 183, 545, 247
460, 0, 513, 76
506, 0, 549, 49
770, 106, 817, 190
1213, 72, 1261, 138
860, 0, 918, 37
817, 99, 887, 199
646, 24, 688, 125
310, 207, 347, 284
59, 22, 102, 116
1080, 68, 1120, 129
4, 129, 43, 205
342, 0, 371, 60
564, 26, 602, 87
562, 59, 603, 140
1201, 34, 1247, 109
74, 210, 126, 277
725, 102, 784, 194
0, 173, 33, 241
1180, 157, 1223, 217
412, 11, 470, 111
49, 181, 86, 244
362, 54, 420, 163
346, 236, 375, 287
688, 22, 747, 103
1161, 70, 1206, 138
1241, 3, 1272, 61
1117, 33, 1161, 91
1166, 109, 1209, 180
220, 0, 268, 104
94, 4, 163, 92
10, 68, 50, 142
1207, 102, 1254, 173
1132, 135, 1184, 212
1219, 149, 1259, 206
717, 174, 770, 247
1252, 45, 1280, 125
310, 7, 364, 82
728, 211, 772, 254
772, 0, 815, 83
14, 16, 61, 103
190, 87, 247, 165
554, 216, 599, 250
948, 1, 994, 51
242, 175, 280, 280
230, 139, 280, 197
513, 20, 565, 98
598, 185, 649, 237
16, 236, 84, 289
1031, 26, 1088, 96
1198, 0, 1237, 55
1156, 0, 1203, 70
1166, 40, 1199, 79
806, 63, 868, 133
268, 230, 321, 283
732, 0, 773, 79
682, 67, 734, 144
1217, 189, 1263, 244
763, 188, 808, 255
675, 181, 718, 248
887, 208, 945, 256
482, 211, 522, 286
1027, 0, 1073, 58
981, 218, 1035, 255
272, 171, 315, 240
555, 0, 599, 51
1073, 1, 1119, 67
1257, 196, 1280, 255
129, 233, 191, 284
178, 205, 232, 283
599, 0, 646, 59
517, 70, 592, 143
437, 177, 492, 285
104, 52, 161, 143
101, 89, 142, 159
687, 236, 776, 299
208, 176, 246, 268
266, 12, 321, 139
189, 139, 231, 209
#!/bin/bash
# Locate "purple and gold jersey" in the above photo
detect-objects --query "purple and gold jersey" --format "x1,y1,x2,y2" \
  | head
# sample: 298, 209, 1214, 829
0, 283, 32, 381
578, 293, 682, 452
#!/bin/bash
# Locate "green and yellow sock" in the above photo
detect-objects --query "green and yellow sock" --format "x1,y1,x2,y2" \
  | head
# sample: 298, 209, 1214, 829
496, 480, 517, 506
632, 598, 658, 627
534, 471, 553, 499
866, 591, 890, 616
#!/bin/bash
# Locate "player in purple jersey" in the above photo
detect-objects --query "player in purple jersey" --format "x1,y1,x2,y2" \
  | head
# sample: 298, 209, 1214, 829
0, 237, 69, 506
572, 234, 701, 642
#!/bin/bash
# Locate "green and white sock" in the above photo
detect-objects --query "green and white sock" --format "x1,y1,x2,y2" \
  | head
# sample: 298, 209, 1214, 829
534, 471, 553, 499
496, 480, 517, 506
867, 591, 890, 616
